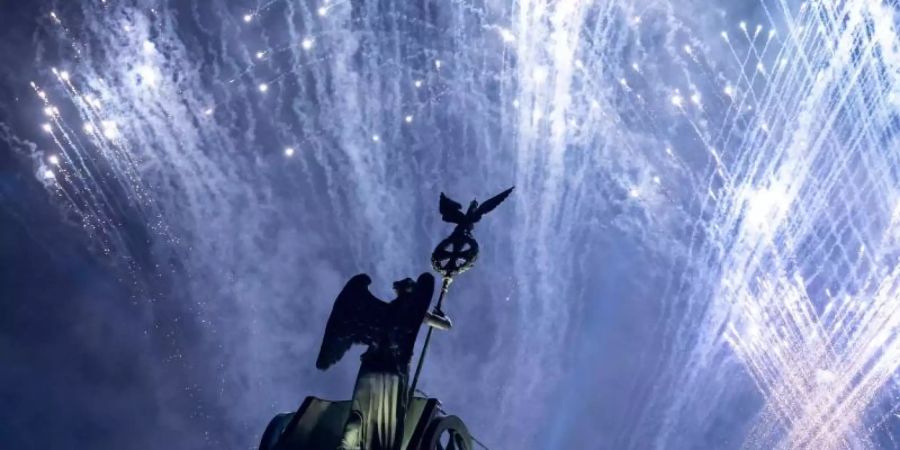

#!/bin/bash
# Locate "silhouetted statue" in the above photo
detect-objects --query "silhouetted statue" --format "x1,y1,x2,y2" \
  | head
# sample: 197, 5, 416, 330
259, 188, 514, 450
316, 273, 444, 450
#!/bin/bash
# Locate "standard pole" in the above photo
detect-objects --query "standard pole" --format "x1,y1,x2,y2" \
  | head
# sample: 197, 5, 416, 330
408, 277, 451, 400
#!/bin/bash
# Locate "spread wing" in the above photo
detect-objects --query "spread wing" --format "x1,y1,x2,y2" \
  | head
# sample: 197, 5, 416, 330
316, 274, 388, 370
473, 186, 514, 220
439, 192, 466, 224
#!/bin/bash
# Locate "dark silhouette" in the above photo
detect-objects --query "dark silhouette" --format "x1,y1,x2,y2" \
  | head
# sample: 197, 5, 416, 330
316, 273, 435, 450
438, 186, 515, 235
432, 187, 514, 277
259, 188, 514, 450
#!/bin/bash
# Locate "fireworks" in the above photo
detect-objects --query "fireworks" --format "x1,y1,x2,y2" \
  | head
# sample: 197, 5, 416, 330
136, 65, 159, 87
100, 120, 118, 139
12, 1, 899, 449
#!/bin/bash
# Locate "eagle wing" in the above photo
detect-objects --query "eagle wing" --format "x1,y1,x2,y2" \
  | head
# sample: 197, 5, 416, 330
439, 192, 467, 224
473, 186, 514, 221
316, 273, 388, 370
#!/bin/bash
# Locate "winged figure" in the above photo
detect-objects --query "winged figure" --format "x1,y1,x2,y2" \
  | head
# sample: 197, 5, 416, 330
316, 272, 437, 450
439, 186, 514, 235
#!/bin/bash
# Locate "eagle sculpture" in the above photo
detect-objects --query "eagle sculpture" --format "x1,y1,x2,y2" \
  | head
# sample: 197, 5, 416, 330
431, 186, 514, 278
438, 186, 514, 235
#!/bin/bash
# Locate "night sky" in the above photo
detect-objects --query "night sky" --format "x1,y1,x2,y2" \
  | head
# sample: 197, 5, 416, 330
1, 0, 899, 449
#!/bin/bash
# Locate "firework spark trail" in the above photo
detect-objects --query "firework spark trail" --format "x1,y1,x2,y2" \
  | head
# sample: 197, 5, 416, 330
29, 80, 123, 247
630, 16, 785, 450
693, 0, 900, 448
506, 2, 745, 446
620, 0, 900, 447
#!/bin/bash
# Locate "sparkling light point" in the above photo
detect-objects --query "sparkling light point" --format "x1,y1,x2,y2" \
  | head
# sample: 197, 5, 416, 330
136, 65, 159, 86
100, 120, 118, 139
532, 66, 548, 83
